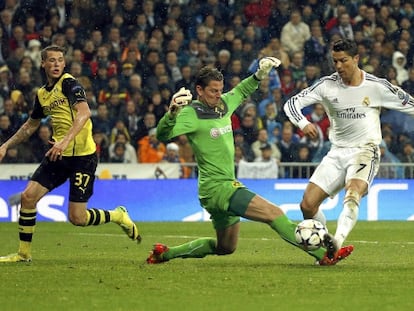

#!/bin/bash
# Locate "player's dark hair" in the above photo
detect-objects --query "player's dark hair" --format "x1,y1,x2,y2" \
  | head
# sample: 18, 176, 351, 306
195, 66, 224, 88
332, 39, 358, 57
41, 45, 66, 61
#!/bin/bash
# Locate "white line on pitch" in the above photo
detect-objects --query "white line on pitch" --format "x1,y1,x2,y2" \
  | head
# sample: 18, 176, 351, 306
72, 233, 414, 245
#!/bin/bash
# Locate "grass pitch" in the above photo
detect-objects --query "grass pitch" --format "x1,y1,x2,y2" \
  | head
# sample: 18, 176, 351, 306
0, 221, 413, 311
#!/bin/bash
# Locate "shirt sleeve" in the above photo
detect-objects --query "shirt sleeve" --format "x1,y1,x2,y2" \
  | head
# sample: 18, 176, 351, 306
30, 96, 45, 119
156, 106, 198, 142
62, 77, 87, 106
284, 80, 324, 130
380, 79, 414, 116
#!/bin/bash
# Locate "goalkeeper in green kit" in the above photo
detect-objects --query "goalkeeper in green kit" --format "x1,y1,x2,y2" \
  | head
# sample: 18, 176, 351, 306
146, 57, 353, 266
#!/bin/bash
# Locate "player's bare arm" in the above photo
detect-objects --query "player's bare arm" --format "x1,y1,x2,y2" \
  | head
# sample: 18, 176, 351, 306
46, 100, 91, 161
0, 118, 41, 162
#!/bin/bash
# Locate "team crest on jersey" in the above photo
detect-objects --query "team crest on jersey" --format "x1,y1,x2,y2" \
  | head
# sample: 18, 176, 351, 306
232, 181, 243, 188
397, 89, 409, 105
362, 96, 370, 106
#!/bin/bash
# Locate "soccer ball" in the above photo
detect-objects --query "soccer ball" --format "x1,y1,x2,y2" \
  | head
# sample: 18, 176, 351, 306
295, 219, 327, 251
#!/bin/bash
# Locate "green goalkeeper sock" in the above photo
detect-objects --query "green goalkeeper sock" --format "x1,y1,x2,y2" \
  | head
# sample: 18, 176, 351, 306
270, 215, 325, 260
163, 237, 216, 260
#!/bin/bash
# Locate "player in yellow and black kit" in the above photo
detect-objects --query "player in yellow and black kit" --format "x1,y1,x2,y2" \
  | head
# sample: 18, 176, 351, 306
0, 45, 140, 263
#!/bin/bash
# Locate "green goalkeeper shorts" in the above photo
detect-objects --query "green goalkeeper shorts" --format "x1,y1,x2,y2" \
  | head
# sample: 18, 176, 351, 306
199, 180, 256, 230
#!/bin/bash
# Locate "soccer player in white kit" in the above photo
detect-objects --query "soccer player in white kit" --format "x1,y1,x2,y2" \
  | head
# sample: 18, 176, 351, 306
284, 39, 414, 260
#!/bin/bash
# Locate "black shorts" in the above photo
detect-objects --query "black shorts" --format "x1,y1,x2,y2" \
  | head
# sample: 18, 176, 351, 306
31, 153, 98, 202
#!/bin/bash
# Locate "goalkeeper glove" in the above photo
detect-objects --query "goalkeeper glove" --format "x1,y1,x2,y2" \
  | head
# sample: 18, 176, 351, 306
255, 57, 281, 80
169, 87, 192, 117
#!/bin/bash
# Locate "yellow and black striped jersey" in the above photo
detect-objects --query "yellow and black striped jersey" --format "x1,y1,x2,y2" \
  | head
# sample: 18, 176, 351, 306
31, 73, 96, 156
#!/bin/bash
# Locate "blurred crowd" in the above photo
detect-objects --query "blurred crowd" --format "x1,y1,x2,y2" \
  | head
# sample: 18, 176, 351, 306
0, 0, 413, 179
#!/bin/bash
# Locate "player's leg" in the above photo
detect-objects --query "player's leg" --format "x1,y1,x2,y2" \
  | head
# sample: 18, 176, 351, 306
235, 190, 326, 261
147, 217, 240, 264
334, 180, 366, 248
300, 182, 329, 225
0, 181, 48, 263
67, 160, 141, 242
334, 145, 379, 248
68, 201, 140, 241
302, 149, 347, 225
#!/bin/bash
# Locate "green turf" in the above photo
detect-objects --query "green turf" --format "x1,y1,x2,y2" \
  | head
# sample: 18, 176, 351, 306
1, 221, 414, 311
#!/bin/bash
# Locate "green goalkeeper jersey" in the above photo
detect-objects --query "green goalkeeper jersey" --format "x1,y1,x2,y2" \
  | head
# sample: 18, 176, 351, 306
157, 75, 259, 199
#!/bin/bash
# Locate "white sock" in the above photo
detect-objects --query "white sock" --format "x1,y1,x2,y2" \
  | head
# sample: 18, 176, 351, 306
334, 201, 359, 248
312, 209, 327, 226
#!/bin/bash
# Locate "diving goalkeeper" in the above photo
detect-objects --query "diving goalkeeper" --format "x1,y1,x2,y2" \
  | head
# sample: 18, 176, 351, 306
147, 57, 353, 265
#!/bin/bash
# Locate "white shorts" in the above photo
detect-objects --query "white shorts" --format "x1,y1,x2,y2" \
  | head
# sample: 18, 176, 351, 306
310, 144, 380, 196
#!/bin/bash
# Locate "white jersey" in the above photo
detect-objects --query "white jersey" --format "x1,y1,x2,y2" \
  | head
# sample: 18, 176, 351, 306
284, 71, 414, 148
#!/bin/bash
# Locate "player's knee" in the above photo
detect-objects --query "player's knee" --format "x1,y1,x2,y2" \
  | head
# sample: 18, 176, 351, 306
216, 245, 236, 256
300, 199, 317, 217
68, 214, 87, 226
20, 191, 39, 207
344, 189, 361, 206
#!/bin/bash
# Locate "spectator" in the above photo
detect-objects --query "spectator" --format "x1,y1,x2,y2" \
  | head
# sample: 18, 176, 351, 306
91, 103, 114, 137
137, 127, 166, 163
378, 140, 404, 179
2, 144, 35, 163
120, 35, 141, 68
0, 113, 14, 143
121, 99, 141, 145
277, 121, 300, 163
109, 119, 130, 144
255, 142, 278, 164
251, 128, 281, 162
260, 100, 284, 141
175, 65, 194, 92
233, 129, 255, 162
135, 111, 156, 143
24, 39, 42, 69
281, 9, 311, 55
234, 143, 247, 172
19, 55, 43, 87
260, 37, 290, 70
30, 124, 52, 162
289, 51, 306, 91
0, 9, 13, 40
398, 141, 414, 178
118, 62, 135, 89
304, 24, 329, 68
297, 103, 330, 141
92, 128, 110, 163
90, 45, 118, 78
392, 50, 409, 85
109, 142, 128, 163
0, 27, 9, 65
165, 50, 182, 83
401, 67, 414, 95
280, 69, 296, 99
147, 90, 168, 123
8, 25, 26, 52
15, 70, 34, 110
162, 142, 191, 179
109, 131, 137, 163
292, 144, 315, 179
268, 0, 291, 40
243, 0, 272, 44
174, 134, 195, 167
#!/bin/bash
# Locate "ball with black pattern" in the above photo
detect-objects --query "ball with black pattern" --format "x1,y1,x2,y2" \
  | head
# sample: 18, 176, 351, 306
295, 219, 327, 251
